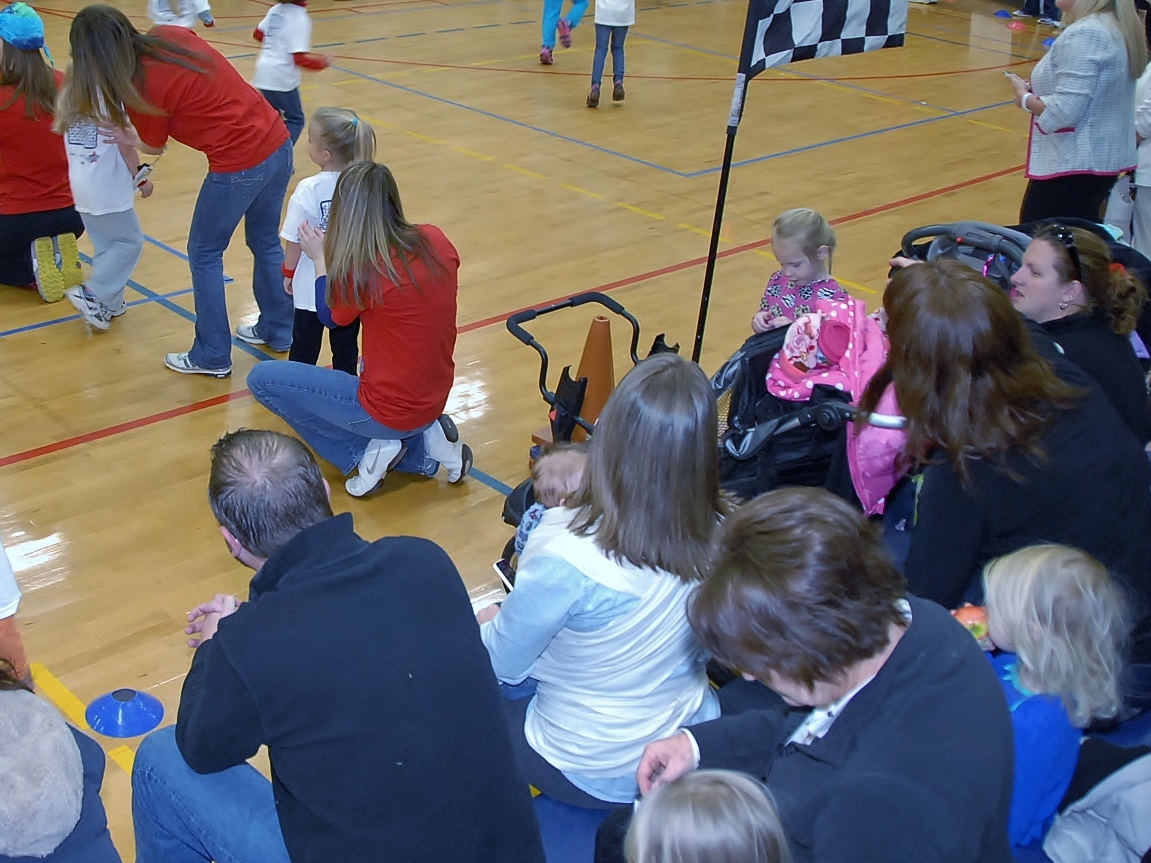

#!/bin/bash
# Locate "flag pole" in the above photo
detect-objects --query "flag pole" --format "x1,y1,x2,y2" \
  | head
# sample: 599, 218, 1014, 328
691, 0, 760, 364
691, 81, 746, 364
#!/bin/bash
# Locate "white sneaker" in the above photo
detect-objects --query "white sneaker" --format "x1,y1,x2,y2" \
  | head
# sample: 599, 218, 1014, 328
235, 323, 266, 345
164, 352, 232, 378
65, 286, 112, 331
345, 439, 405, 497
423, 421, 473, 483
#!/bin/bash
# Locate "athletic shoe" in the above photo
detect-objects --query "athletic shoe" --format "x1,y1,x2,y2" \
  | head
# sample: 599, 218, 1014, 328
235, 323, 267, 346
164, 352, 232, 378
437, 413, 460, 443
1038, 16, 1058, 24
423, 421, 472, 483
345, 439, 406, 497
65, 286, 112, 331
32, 237, 65, 303
558, 18, 572, 48
450, 444, 474, 484
57, 234, 84, 289
539, 46, 554, 65
587, 85, 601, 107
109, 303, 128, 318
612, 81, 625, 102
1010, 9, 1032, 16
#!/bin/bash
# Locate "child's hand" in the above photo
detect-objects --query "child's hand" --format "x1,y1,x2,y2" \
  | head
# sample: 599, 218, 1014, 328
283, 276, 294, 295
139, 179, 155, 198
751, 310, 774, 333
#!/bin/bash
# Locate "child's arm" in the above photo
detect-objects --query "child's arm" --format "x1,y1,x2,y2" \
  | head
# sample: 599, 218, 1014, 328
115, 142, 154, 198
292, 52, 331, 71
282, 240, 302, 294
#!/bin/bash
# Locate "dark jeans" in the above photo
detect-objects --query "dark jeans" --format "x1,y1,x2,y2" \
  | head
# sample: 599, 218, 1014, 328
592, 24, 628, 86
289, 308, 361, 376
1019, 0, 1057, 16
0, 206, 85, 286
260, 88, 305, 145
1020, 174, 1118, 224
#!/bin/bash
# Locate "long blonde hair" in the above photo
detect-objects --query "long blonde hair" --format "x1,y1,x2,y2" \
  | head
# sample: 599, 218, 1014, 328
54, 4, 209, 130
324, 161, 443, 309
1066, 0, 1147, 78
983, 545, 1128, 727
310, 106, 376, 168
626, 771, 793, 863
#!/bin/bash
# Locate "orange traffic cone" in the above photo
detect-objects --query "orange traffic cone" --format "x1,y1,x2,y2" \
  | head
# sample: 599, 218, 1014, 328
571, 315, 615, 442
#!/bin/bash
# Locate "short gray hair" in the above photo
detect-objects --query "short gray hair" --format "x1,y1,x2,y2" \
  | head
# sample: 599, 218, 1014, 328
208, 430, 333, 559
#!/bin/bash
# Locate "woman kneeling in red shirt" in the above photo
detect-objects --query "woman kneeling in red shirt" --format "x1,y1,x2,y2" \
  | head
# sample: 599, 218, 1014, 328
247, 161, 471, 496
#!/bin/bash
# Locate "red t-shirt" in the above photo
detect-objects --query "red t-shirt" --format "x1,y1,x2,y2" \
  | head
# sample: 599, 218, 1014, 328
130, 26, 288, 174
331, 225, 460, 431
0, 70, 73, 215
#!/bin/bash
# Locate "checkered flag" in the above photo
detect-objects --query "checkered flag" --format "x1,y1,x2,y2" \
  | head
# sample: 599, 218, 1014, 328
739, 0, 908, 78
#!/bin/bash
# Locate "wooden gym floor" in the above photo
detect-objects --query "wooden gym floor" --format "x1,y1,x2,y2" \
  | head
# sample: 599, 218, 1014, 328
0, 0, 1047, 854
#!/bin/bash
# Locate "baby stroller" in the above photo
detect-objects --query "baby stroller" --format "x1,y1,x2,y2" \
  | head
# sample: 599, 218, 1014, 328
498, 292, 678, 567
900, 218, 1151, 356
712, 297, 906, 513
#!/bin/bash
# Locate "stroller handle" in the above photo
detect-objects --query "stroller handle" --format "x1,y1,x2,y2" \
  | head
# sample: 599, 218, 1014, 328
505, 291, 644, 406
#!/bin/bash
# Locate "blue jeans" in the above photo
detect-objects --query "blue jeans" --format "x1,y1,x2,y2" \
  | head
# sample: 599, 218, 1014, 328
541, 0, 588, 48
592, 24, 627, 86
247, 360, 435, 475
132, 726, 292, 863
260, 89, 305, 145
187, 140, 294, 369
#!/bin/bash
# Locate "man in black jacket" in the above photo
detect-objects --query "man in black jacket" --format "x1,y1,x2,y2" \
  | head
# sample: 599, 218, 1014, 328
131, 429, 544, 863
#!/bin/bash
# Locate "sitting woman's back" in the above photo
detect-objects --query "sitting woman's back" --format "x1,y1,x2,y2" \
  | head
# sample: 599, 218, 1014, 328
860, 261, 1151, 706
480, 353, 724, 806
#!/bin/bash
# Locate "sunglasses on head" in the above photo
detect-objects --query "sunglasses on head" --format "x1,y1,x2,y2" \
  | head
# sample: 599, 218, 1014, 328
1045, 225, 1081, 281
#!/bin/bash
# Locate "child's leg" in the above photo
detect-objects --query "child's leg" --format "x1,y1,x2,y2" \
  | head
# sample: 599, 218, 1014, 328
610, 26, 628, 82
328, 318, 361, 376
541, 0, 562, 48
83, 208, 144, 312
259, 89, 306, 145
288, 309, 325, 366
565, 0, 589, 29
591, 24, 610, 87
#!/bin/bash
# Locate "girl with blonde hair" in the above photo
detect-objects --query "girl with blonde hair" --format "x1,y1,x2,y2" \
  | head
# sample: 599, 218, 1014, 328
982, 544, 1128, 852
626, 770, 792, 863
248, 161, 471, 496
751, 208, 847, 333
273, 107, 376, 375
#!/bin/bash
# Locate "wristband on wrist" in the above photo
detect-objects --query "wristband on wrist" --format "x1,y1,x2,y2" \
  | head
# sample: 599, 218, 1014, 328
281, 262, 296, 279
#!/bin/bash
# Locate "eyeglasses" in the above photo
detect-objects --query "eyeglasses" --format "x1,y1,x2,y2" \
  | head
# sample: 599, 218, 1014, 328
1045, 225, 1081, 281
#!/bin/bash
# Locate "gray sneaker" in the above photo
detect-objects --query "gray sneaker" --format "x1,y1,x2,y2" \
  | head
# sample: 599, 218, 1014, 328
65, 286, 112, 331
164, 352, 231, 378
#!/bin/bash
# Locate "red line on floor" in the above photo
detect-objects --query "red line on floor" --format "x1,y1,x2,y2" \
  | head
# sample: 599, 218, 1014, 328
0, 391, 251, 469
0, 162, 1023, 468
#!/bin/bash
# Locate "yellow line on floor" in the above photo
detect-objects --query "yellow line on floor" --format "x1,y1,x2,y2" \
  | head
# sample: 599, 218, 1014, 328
504, 164, 547, 179
615, 202, 666, 220
966, 118, 1014, 133
108, 745, 136, 774
559, 183, 603, 198
31, 663, 137, 774
31, 662, 88, 728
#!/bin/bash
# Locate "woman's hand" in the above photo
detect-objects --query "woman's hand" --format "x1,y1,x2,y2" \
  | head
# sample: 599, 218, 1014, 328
298, 221, 326, 274
1003, 71, 1031, 103
636, 732, 697, 795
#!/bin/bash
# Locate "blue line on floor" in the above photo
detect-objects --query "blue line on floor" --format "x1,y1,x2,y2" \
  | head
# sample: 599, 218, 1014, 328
329, 63, 687, 175
143, 235, 233, 283
681, 99, 1013, 177
471, 468, 514, 496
